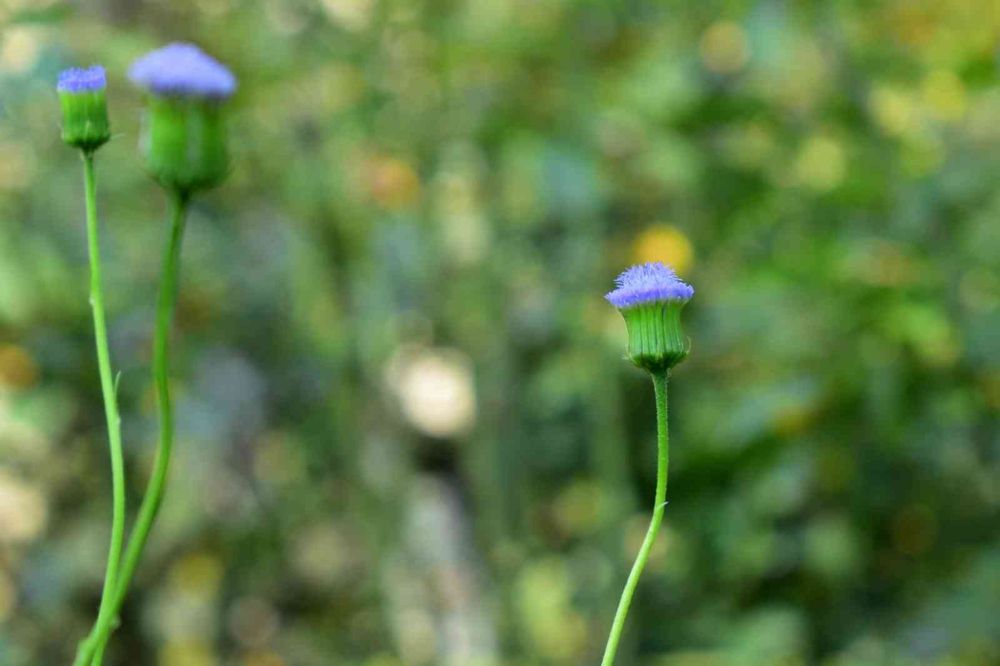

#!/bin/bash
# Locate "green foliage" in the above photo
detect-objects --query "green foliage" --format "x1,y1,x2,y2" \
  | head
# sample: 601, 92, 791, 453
0, 1, 997, 665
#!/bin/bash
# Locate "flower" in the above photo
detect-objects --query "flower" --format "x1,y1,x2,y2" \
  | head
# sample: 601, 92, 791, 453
129, 44, 236, 193
607, 262, 693, 372
57, 65, 110, 152
57, 66, 107, 93
129, 43, 236, 99
606, 262, 694, 309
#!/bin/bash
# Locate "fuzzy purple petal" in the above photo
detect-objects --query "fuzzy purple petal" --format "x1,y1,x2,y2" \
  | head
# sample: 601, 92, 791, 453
57, 66, 106, 93
606, 262, 694, 308
128, 43, 236, 99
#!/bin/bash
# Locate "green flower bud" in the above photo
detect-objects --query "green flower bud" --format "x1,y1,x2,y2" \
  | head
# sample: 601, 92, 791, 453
607, 262, 694, 372
128, 43, 237, 195
57, 66, 111, 153
620, 300, 691, 371
140, 97, 229, 194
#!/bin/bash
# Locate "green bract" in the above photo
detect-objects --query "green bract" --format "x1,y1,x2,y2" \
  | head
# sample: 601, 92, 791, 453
620, 300, 690, 372
59, 88, 111, 153
140, 97, 229, 194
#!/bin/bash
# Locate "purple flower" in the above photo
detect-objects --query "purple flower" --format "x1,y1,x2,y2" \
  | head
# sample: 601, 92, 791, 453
606, 262, 694, 308
128, 43, 236, 99
57, 66, 106, 93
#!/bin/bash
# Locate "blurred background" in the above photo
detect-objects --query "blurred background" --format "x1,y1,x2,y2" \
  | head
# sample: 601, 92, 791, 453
0, 0, 998, 664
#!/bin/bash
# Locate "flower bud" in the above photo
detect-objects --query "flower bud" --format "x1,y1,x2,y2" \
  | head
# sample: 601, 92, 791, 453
128, 43, 236, 194
140, 96, 228, 193
606, 262, 694, 372
57, 66, 110, 153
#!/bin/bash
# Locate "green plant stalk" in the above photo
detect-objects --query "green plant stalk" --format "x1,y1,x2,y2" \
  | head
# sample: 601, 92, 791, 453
600, 369, 669, 666
72, 153, 126, 666
84, 190, 189, 666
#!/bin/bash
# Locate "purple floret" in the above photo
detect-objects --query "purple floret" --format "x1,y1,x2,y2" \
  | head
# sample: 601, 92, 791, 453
606, 262, 694, 308
128, 43, 236, 99
57, 66, 106, 93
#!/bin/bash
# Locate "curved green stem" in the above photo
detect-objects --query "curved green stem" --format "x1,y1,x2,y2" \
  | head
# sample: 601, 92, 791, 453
85, 190, 189, 665
600, 369, 669, 666
72, 153, 126, 666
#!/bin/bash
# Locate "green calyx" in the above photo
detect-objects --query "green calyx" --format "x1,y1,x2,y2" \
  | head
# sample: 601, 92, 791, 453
59, 90, 111, 153
619, 300, 690, 372
140, 96, 229, 194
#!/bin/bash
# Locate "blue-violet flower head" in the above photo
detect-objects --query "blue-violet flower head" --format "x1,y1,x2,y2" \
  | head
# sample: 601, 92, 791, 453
57, 66, 106, 93
129, 43, 236, 99
606, 262, 694, 309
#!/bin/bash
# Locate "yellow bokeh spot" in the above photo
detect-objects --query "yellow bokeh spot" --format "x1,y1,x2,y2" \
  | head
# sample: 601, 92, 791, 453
170, 553, 224, 599
0, 344, 38, 390
632, 225, 694, 276
921, 69, 967, 122
795, 135, 845, 192
869, 86, 916, 136
160, 641, 217, 666
700, 21, 750, 74
367, 156, 421, 210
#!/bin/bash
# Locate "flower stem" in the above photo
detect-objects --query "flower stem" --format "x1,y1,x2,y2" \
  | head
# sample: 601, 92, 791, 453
600, 369, 669, 666
85, 190, 189, 665
71, 153, 127, 666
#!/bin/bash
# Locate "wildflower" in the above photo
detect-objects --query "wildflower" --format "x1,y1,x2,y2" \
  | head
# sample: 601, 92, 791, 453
606, 262, 693, 371
57, 65, 110, 152
601, 262, 694, 666
128, 43, 236, 193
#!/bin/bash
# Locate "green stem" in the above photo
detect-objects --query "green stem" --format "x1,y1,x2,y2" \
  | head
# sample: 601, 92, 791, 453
85, 190, 189, 665
600, 369, 669, 666
72, 153, 126, 666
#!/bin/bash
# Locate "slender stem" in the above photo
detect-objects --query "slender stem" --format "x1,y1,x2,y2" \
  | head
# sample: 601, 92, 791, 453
86, 190, 189, 665
600, 369, 669, 666
71, 153, 126, 666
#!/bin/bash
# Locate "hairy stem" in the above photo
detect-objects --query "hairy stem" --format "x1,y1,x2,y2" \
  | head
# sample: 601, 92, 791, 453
600, 369, 669, 666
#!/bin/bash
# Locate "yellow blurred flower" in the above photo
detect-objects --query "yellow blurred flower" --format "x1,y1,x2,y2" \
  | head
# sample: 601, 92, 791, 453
632, 225, 694, 276
700, 21, 750, 74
